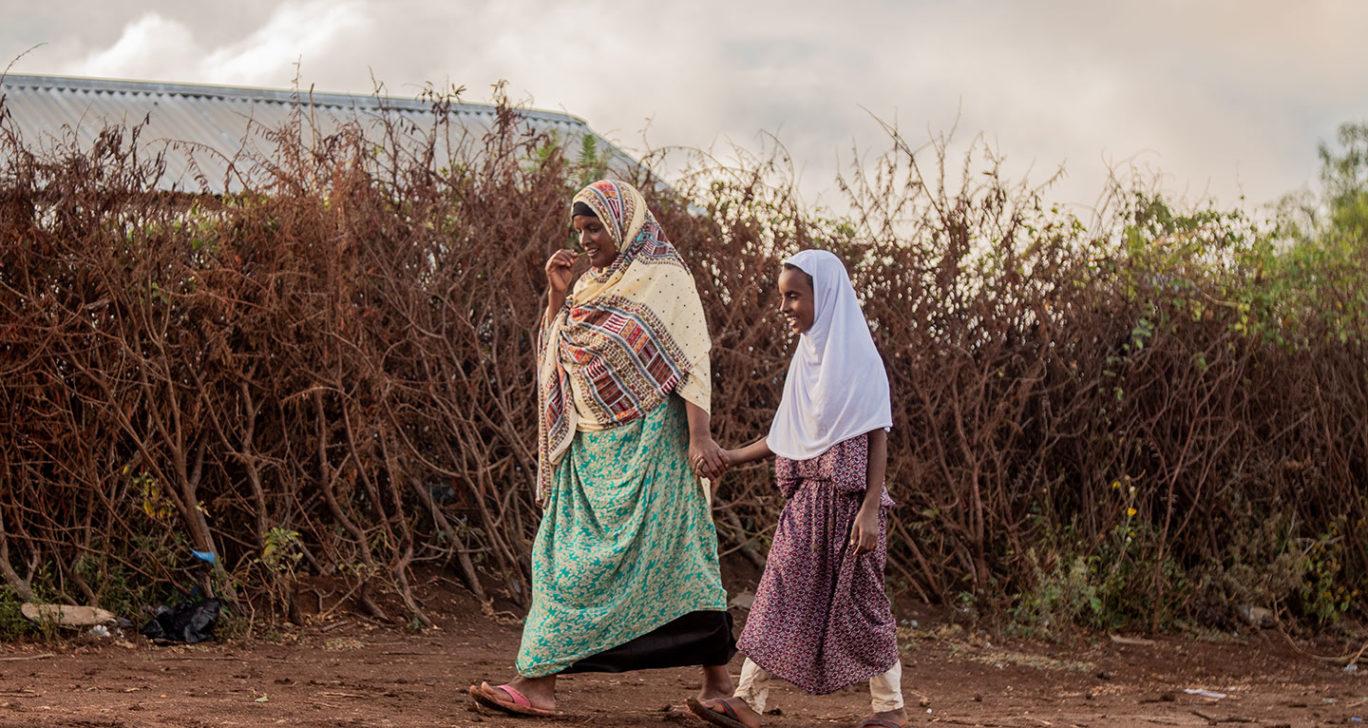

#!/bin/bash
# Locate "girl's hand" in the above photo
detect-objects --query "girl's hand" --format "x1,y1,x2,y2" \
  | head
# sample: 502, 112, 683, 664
849, 504, 880, 555
545, 249, 579, 294
689, 436, 727, 479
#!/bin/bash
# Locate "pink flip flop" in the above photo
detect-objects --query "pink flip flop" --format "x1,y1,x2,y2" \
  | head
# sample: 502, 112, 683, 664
468, 681, 558, 717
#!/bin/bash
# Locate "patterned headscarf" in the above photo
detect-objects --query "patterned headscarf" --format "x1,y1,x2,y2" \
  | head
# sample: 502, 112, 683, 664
535, 180, 712, 502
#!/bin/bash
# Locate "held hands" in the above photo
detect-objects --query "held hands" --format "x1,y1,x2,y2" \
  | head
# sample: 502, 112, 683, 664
849, 504, 880, 555
688, 436, 730, 480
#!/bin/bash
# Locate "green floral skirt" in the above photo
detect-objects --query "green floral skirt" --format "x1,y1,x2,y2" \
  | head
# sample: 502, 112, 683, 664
516, 397, 729, 677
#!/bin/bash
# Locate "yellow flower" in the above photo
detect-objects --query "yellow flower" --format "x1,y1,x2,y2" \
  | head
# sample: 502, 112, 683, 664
1111, 480, 1121, 490
1126, 506, 1138, 518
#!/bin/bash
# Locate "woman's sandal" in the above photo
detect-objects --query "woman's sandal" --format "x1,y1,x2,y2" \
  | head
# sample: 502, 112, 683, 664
685, 697, 758, 728
467, 681, 558, 717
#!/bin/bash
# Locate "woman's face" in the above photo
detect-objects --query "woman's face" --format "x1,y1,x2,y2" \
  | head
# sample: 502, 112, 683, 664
572, 214, 618, 268
777, 267, 815, 334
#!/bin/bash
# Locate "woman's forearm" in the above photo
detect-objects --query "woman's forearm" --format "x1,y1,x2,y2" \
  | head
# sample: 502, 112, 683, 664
683, 400, 711, 441
861, 428, 889, 510
544, 291, 567, 325
684, 400, 728, 478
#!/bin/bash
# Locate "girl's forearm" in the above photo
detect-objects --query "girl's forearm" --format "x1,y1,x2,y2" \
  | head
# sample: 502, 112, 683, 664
731, 436, 773, 465
861, 428, 889, 510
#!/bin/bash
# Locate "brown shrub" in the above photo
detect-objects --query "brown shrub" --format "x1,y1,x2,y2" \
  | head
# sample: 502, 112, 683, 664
0, 92, 1363, 632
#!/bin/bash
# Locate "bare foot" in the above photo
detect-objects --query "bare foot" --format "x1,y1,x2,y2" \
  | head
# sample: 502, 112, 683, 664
856, 707, 908, 727
470, 674, 557, 714
687, 696, 762, 728
698, 664, 735, 701
512, 675, 558, 710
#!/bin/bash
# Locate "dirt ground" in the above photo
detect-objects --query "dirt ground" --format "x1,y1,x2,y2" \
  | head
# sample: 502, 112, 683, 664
0, 587, 1363, 728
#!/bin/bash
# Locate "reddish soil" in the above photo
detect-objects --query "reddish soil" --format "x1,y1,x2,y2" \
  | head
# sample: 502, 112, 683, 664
0, 586, 1362, 728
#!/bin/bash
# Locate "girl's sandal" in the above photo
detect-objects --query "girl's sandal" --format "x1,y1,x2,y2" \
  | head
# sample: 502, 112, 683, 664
686, 697, 759, 728
467, 681, 558, 717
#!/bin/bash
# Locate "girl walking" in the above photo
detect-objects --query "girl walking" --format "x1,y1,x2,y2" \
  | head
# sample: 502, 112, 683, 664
688, 249, 905, 728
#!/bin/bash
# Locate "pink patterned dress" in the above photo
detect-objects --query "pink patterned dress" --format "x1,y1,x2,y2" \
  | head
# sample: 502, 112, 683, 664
736, 432, 900, 694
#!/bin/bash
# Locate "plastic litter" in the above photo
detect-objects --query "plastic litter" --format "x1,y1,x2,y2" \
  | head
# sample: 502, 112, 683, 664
1183, 688, 1228, 700
140, 598, 222, 644
1235, 603, 1273, 629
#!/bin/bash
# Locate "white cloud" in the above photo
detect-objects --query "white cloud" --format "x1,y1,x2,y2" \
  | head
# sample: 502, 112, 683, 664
59, 13, 200, 80
13, 0, 1368, 210
201, 1, 369, 85
58, 1, 369, 87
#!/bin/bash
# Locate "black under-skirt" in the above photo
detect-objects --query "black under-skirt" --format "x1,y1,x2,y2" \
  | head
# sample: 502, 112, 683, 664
561, 610, 736, 674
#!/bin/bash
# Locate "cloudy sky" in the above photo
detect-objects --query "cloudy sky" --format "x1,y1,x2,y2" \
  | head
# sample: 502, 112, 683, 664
4, 0, 1367, 210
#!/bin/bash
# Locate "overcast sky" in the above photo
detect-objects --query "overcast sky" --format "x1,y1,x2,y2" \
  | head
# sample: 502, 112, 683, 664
4, 0, 1367, 211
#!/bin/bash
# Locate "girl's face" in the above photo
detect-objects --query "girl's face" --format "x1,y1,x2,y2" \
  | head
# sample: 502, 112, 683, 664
572, 214, 618, 268
778, 267, 815, 334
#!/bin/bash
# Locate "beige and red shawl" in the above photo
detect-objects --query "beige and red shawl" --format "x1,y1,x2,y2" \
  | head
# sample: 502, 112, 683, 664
536, 180, 711, 502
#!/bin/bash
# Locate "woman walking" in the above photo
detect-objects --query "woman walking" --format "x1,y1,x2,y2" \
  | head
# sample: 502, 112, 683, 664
469, 179, 734, 716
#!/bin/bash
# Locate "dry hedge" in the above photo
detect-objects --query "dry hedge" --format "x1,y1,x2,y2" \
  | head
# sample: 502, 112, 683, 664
0, 92, 1363, 634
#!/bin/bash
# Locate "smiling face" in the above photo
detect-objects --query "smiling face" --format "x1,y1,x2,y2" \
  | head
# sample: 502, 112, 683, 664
572, 214, 618, 268
778, 265, 816, 334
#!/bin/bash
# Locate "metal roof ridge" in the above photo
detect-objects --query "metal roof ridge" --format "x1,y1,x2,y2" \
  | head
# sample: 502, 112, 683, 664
0, 73, 592, 128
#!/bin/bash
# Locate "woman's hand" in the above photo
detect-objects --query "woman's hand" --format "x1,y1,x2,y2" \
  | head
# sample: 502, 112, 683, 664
689, 436, 728, 479
545, 249, 578, 294
849, 504, 880, 555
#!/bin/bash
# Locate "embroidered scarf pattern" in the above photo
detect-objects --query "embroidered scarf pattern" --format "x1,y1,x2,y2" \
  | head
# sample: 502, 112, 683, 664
535, 180, 711, 501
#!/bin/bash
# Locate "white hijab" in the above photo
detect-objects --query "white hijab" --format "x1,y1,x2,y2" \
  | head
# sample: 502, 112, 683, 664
766, 250, 893, 461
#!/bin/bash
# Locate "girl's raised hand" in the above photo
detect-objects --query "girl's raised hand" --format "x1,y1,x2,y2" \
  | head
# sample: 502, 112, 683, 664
849, 504, 879, 555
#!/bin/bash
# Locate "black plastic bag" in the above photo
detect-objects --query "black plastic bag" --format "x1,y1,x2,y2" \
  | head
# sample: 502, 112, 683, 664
140, 598, 221, 644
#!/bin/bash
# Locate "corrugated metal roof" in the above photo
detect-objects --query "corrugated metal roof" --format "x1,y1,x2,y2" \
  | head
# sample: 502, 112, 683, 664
0, 74, 628, 193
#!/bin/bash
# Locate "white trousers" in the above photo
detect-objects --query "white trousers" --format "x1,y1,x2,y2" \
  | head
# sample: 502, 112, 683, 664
733, 657, 904, 714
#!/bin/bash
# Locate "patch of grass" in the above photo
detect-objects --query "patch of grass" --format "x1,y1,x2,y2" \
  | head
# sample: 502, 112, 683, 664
0, 587, 38, 640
